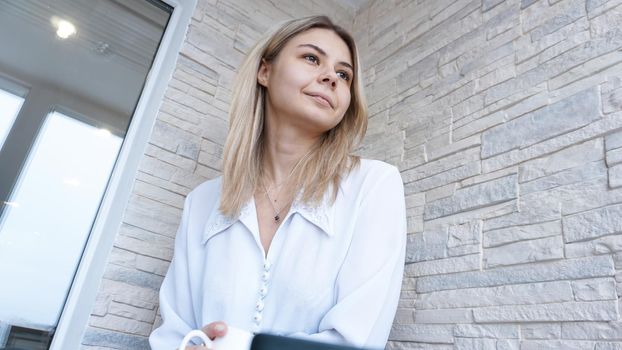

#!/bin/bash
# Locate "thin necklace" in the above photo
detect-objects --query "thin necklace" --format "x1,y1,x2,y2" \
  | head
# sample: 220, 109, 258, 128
262, 148, 313, 222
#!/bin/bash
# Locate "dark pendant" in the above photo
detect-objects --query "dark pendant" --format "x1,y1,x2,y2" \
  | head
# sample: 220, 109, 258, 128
274, 215, 280, 222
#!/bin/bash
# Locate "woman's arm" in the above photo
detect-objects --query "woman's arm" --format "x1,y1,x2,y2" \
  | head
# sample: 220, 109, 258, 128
149, 193, 199, 350
287, 166, 407, 349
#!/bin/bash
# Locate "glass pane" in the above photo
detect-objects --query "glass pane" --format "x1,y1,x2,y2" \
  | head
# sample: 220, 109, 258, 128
0, 0, 172, 347
0, 88, 24, 150
0, 111, 122, 330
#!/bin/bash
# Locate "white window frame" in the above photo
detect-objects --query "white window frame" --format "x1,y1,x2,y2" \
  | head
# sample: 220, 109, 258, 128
49, 0, 197, 348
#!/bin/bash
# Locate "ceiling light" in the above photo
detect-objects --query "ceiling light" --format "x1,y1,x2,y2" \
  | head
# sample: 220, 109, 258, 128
97, 128, 112, 138
56, 19, 76, 39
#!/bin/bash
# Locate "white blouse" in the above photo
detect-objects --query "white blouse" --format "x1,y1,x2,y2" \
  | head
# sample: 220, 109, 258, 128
149, 159, 406, 350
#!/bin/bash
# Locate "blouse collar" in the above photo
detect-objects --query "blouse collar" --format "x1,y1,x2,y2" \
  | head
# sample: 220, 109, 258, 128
202, 190, 334, 245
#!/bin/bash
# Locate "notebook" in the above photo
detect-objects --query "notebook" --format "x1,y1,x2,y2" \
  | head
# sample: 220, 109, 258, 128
250, 333, 377, 350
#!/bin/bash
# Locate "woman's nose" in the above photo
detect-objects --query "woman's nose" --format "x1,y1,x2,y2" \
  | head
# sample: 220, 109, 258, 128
320, 72, 337, 88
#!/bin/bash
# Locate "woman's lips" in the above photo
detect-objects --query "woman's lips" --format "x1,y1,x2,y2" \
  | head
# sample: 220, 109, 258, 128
307, 93, 333, 108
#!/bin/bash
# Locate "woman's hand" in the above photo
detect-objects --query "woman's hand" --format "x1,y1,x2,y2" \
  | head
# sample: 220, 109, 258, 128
181, 321, 229, 349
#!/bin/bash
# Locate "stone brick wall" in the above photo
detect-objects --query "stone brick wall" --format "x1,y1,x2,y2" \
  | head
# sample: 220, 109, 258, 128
79, 0, 622, 349
353, 0, 622, 349
80, 1, 353, 349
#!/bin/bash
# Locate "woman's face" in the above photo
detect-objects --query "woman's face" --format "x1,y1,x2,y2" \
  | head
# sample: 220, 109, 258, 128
258, 28, 354, 136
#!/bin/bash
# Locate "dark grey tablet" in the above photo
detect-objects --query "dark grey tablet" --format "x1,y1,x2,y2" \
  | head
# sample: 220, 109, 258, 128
250, 333, 376, 350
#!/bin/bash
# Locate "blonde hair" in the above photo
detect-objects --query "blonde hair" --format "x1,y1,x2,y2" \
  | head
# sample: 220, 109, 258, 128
220, 15, 368, 217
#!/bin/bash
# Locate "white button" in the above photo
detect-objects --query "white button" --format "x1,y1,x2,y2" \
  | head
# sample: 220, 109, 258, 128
256, 300, 264, 311
259, 286, 268, 297
263, 260, 272, 271
253, 313, 262, 323
262, 271, 270, 281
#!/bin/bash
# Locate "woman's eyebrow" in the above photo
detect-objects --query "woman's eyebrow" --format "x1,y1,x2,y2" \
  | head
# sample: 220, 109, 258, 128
297, 43, 354, 71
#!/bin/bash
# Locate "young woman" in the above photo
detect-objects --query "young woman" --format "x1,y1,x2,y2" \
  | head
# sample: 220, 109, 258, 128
149, 16, 406, 350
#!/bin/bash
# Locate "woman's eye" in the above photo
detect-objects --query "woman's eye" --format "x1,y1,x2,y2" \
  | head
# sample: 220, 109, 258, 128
304, 54, 319, 64
337, 71, 351, 81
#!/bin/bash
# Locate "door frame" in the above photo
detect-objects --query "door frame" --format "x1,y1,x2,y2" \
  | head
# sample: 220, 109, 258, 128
49, 0, 197, 348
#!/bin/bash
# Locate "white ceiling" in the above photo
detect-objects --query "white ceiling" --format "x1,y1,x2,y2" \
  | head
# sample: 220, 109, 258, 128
0, 0, 370, 121
335, 0, 374, 12
0, 0, 170, 117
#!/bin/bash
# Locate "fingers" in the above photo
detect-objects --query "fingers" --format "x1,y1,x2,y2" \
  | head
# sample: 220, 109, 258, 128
202, 321, 228, 340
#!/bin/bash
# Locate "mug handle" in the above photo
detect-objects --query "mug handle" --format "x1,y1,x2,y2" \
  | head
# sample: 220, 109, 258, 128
179, 329, 213, 350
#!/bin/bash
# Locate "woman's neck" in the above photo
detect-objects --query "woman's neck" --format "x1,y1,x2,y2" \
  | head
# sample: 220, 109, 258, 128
261, 121, 319, 186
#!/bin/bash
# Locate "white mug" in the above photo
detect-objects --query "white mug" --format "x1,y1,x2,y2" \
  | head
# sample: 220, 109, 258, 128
178, 326, 253, 350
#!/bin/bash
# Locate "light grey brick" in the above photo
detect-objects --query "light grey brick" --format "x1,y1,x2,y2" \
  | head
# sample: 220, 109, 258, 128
496, 339, 520, 350
405, 161, 482, 194
425, 183, 457, 202
454, 324, 519, 338
549, 50, 622, 91
415, 281, 573, 309
596, 342, 622, 350
483, 191, 561, 231
82, 327, 149, 349
520, 340, 596, 350
484, 220, 561, 248
566, 234, 622, 258
572, 278, 618, 301
518, 139, 604, 183
454, 337, 496, 350
416, 255, 614, 293
552, 177, 622, 216
481, 88, 601, 158
604, 86, 622, 114
562, 321, 622, 340
610, 164, 622, 188
414, 308, 473, 323
520, 161, 606, 195
528, 0, 585, 42
91, 294, 112, 317
116, 224, 174, 261
447, 220, 482, 256
389, 324, 454, 343
605, 132, 622, 151
460, 165, 518, 188
404, 254, 480, 277
123, 194, 181, 238
424, 175, 518, 220
521, 323, 562, 339
135, 255, 169, 276
108, 301, 156, 323
482, 111, 622, 173
103, 264, 164, 291
483, 236, 564, 268
427, 135, 482, 162
133, 180, 185, 210
394, 308, 415, 324
402, 147, 480, 183
563, 203, 622, 243
144, 143, 196, 171
607, 148, 622, 167
473, 300, 619, 322
89, 314, 152, 337
405, 230, 448, 263
99, 279, 158, 309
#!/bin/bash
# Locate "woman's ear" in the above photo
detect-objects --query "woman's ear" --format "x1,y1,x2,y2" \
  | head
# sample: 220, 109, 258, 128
257, 58, 270, 87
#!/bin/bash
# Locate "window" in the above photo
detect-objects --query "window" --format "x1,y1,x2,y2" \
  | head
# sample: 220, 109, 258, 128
0, 0, 177, 348
0, 111, 122, 335
0, 87, 25, 151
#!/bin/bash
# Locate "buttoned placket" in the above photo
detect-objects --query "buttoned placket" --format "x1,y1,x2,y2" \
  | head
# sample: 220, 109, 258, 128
216, 196, 331, 334
253, 259, 271, 333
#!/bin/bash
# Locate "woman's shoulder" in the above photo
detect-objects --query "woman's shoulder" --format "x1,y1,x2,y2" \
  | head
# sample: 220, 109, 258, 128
185, 176, 223, 207
348, 158, 401, 182
341, 158, 403, 194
